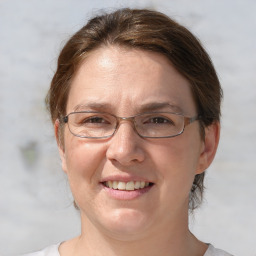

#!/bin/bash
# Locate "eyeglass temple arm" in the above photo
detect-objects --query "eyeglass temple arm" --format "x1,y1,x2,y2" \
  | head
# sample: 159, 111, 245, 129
184, 115, 201, 126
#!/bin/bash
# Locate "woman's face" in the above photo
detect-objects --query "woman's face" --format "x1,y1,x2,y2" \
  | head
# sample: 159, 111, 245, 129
57, 46, 211, 239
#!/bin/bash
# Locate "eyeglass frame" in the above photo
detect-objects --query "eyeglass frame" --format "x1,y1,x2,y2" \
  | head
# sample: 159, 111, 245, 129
61, 111, 201, 139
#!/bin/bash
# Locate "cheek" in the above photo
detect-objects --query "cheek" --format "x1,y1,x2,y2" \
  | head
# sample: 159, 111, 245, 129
149, 142, 200, 212
152, 139, 200, 171
64, 138, 107, 185
63, 139, 109, 209
150, 135, 202, 189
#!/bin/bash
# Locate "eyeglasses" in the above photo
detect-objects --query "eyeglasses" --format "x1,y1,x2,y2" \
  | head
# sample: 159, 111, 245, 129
62, 111, 200, 139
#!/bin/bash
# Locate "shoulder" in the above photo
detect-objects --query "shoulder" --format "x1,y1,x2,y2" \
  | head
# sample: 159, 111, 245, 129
204, 244, 234, 256
20, 243, 60, 256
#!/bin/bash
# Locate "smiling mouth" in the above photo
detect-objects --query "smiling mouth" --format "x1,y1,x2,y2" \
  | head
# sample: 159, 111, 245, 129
103, 181, 154, 191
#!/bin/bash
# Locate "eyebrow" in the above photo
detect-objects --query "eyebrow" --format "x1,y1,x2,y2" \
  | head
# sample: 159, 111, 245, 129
73, 103, 113, 112
73, 102, 183, 114
138, 102, 183, 114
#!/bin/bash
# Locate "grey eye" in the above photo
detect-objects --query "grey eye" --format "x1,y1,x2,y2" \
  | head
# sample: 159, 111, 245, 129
144, 116, 174, 125
149, 117, 169, 123
86, 117, 107, 123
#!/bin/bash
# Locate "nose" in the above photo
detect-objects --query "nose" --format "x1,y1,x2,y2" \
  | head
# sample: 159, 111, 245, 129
106, 121, 145, 166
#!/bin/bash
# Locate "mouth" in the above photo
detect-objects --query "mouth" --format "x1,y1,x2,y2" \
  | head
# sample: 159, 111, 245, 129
102, 181, 154, 191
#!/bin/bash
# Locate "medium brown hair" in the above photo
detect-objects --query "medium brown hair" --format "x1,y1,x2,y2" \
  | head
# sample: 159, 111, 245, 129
46, 8, 222, 210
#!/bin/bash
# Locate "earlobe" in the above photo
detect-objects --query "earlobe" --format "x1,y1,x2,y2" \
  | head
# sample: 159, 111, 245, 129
196, 122, 220, 174
54, 120, 68, 173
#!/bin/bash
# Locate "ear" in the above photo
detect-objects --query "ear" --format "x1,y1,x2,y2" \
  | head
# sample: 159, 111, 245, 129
196, 122, 220, 174
54, 119, 68, 174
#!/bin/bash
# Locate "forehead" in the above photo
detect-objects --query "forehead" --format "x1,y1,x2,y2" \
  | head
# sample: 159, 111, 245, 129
67, 46, 196, 115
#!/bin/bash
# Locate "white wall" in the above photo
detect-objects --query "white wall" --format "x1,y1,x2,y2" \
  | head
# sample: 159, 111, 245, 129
0, 0, 255, 255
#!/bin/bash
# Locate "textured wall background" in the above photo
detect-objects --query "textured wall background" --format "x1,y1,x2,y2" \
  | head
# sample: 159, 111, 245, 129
0, 0, 255, 255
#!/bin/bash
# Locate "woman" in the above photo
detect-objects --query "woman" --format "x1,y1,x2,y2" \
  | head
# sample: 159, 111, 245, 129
24, 8, 232, 256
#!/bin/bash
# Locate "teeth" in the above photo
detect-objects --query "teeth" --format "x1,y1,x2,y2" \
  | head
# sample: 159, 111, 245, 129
107, 181, 113, 189
104, 181, 151, 191
112, 181, 118, 189
126, 181, 135, 190
117, 182, 126, 190
134, 181, 141, 189
140, 181, 145, 188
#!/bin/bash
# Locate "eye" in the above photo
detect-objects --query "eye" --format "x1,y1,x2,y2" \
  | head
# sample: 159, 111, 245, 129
144, 116, 175, 125
72, 113, 113, 126
80, 115, 112, 126
85, 116, 107, 124
148, 117, 169, 124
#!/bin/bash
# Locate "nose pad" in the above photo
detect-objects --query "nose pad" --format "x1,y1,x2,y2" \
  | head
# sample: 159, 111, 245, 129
106, 121, 145, 166
115, 116, 137, 132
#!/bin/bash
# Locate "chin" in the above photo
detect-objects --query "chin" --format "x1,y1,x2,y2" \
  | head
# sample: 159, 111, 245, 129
100, 208, 152, 239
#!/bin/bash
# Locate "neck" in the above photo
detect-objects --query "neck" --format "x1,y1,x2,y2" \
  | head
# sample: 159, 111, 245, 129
60, 209, 207, 256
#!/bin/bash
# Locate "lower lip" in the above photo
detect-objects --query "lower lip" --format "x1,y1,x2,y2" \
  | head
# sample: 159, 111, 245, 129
101, 184, 153, 200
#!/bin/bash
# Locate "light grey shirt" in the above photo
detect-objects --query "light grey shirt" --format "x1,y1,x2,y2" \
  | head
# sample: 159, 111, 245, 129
22, 243, 233, 256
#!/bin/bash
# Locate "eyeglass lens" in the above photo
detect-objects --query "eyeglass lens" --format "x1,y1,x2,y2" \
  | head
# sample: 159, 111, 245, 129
65, 112, 187, 138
